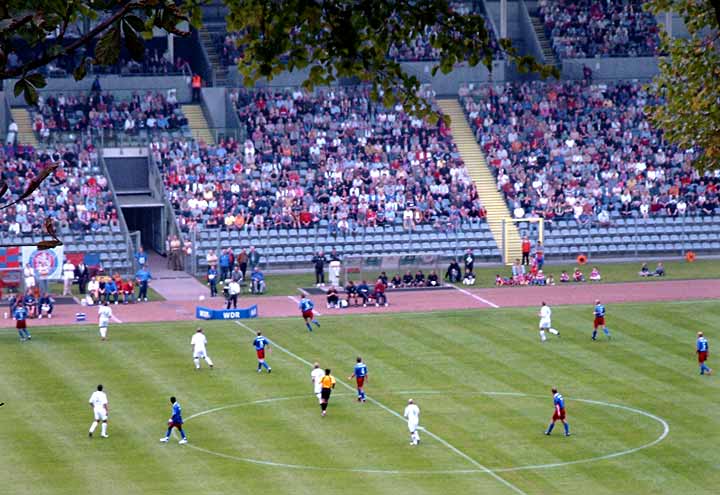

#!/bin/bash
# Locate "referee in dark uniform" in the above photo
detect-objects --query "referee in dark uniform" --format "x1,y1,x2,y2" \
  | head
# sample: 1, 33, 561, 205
320, 369, 336, 417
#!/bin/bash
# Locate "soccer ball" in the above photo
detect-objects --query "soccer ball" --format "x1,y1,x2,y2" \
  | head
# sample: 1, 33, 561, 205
198, 295, 205, 301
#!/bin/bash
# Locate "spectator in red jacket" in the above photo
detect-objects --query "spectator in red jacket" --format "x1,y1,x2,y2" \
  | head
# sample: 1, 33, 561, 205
521, 236, 532, 265
122, 280, 135, 304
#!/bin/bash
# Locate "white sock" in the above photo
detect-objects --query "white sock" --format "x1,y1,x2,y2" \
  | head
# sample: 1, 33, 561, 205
101, 423, 107, 436
89, 421, 98, 433
99, 327, 107, 339
539, 330, 546, 341
194, 358, 200, 369
549, 328, 559, 335
205, 356, 214, 367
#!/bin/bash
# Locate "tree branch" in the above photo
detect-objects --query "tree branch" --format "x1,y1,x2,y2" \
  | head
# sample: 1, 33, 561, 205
0, 1, 142, 80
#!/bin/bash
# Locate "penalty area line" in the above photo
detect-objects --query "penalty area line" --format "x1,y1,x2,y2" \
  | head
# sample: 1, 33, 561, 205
234, 320, 527, 495
452, 285, 500, 308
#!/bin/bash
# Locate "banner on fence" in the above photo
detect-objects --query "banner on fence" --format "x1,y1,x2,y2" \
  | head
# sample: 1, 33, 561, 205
22, 245, 64, 280
195, 305, 258, 320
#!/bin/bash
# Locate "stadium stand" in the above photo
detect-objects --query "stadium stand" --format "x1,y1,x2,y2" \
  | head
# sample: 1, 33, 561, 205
459, 80, 720, 256
537, 0, 660, 58
29, 91, 190, 145
0, 143, 132, 273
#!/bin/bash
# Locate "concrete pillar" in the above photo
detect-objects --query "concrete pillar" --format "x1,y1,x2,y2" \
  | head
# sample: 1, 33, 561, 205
500, 0, 508, 39
665, 11, 672, 37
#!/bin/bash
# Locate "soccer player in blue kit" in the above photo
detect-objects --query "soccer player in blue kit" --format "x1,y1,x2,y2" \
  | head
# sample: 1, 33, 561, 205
299, 294, 320, 332
253, 331, 272, 373
160, 396, 188, 444
348, 357, 368, 402
592, 299, 611, 341
545, 387, 570, 437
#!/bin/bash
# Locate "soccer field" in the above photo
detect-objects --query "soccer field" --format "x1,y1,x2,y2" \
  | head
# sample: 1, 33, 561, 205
1, 301, 718, 495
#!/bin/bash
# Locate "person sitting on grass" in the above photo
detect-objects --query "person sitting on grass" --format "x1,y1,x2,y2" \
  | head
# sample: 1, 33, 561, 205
560, 271, 570, 283
402, 270, 414, 287
462, 269, 476, 285
356, 280, 371, 307
427, 270, 440, 287
638, 262, 650, 277
654, 262, 665, 277
445, 260, 461, 283
413, 270, 426, 287
344, 280, 360, 306
87, 276, 100, 304
495, 274, 510, 286
122, 279, 135, 304
589, 267, 602, 281
534, 270, 546, 286
573, 268, 585, 282
250, 267, 266, 294
106, 278, 119, 304
378, 271, 389, 286
326, 286, 340, 308
389, 273, 402, 288
546, 274, 556, 286
23, 290, 37, 318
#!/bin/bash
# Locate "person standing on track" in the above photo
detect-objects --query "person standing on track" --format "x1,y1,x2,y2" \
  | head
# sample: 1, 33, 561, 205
319, 368, 336, 417
592, 299, 611, 341
544, 387, 570, 437
697, 331, 712, 375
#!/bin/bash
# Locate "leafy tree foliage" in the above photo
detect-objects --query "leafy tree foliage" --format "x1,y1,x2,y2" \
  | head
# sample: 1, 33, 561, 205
645, 0, 720, 172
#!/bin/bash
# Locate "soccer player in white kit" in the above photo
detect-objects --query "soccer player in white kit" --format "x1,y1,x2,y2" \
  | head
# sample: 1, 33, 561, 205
310, 362, 324, 403
191, 328, 214, 370
98, 301, 113, 341
88, 384, 109, 438
404, 399, 420, 445
538, 301, 559, 342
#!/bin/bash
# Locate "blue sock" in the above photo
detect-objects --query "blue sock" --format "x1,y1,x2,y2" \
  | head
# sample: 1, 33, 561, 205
361, 390, 366, 400
546, 423, 554, 434
262, 362, 270, 370
179, 428, 186, 439
592, 330, 597, 340
312, 319, 320, 327
257, 362, 262, 371
165, 427, 172, 438
564, 423, 569, 435
603, 327, 610, 336
306, 322, 313, 332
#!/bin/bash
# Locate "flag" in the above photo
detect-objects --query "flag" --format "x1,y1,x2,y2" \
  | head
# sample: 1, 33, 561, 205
0, 247, 20, 269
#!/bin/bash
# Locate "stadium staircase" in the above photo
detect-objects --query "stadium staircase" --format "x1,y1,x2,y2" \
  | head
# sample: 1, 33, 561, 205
10, 107, 38, 146
437, 99, 522, 263
182, 104, 215, 145
198, 25, 229, 87
529, 15, 559, 67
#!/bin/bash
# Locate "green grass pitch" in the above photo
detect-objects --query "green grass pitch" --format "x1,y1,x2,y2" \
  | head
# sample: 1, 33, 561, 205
1, 301, 718, 494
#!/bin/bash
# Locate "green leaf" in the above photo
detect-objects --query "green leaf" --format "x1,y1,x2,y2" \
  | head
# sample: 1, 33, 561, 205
95, 25, 121, 65
25, 72, 46, 88
73, 61, 87, 81
123, 25, 145, 61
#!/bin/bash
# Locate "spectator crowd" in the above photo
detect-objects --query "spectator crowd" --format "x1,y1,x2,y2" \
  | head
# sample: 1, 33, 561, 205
31, 90, 187, 142
0, 143, 118, 234
155, 86, 486, 234
460, 81, 718, 228
537, 0, 660, 58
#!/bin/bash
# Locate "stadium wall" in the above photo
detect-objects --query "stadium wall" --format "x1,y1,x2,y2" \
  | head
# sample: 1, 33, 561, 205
561, 57, 659, 81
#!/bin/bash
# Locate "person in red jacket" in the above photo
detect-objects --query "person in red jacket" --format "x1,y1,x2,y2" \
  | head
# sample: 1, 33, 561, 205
122, 279, 135, 304
373, 278, 388, 307
521, 236, 532, 265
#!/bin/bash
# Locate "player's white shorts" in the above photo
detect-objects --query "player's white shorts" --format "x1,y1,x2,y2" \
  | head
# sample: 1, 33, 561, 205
99, 319, 109, 329
93, 408, 108, 421
539, 319, 551, 329
407, 420, 418, 433
314, 386, 322, 396
193, 349, 207, 359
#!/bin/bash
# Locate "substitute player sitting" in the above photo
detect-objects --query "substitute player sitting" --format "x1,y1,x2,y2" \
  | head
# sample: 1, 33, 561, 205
348, 357, 368, 402
191, 328, 214, 370
544, 387, 570, 437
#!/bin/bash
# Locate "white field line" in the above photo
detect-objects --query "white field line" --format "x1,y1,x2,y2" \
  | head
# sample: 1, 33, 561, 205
234, 321, 527, 495
287, 295, 323, 316
452, 285, 500, 308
